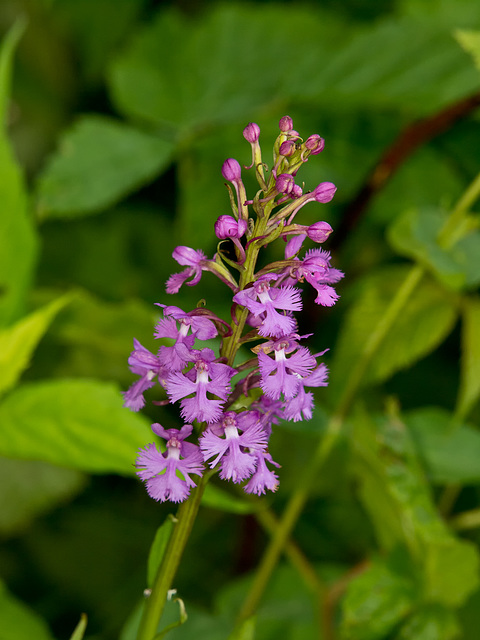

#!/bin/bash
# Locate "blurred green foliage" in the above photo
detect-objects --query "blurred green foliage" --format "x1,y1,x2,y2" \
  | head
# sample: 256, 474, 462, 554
1, 0, 480, 639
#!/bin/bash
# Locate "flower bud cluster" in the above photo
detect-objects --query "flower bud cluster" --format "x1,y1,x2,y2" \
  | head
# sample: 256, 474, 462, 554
124, 117, 343, 502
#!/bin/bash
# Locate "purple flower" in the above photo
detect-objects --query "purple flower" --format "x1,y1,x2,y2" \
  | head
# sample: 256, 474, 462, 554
136, 424, 204, 503
166, 246, 210, 294
299, 248, 344, 306
154, 304, 218, 371
214, 215, 248, 240
233, 275, 302, 337
244, 451, 280, 495
123, 339, 168, 411
166, 348, 236, 423
199, 411, 268, 482
258, 336, 317, 400
304, 134, 325, 155
279, 115, 293, 133
283, 363, 328, 422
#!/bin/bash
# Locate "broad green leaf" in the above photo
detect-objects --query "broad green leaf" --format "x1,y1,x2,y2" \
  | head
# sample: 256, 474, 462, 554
406, 407, 480, 484
0, 457, 85, 537
69, 614, 87, 640
0, 293, 72, 396
424, 538, 479, 607
330, 267, 458, 395
0, 379, 150, 475
396, 605, 459, 640
0, 20, 38, 325
202, 484, 259, 515
455, 30, 480, 73
108, 5, 344, 137
36, 115, 173, 219
457, 297, 480, 420
340, 549, 419, 640
147, 515, 175, 588
352, 408, 480, 610
351, 409, 446, 554
387, 208, 480, 290
0, 578, 55, 640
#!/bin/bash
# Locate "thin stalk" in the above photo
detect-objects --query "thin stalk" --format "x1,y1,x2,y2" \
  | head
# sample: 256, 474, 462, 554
136, 475, 209, 640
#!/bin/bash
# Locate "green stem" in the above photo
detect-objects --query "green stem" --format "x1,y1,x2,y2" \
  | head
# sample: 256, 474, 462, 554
136, 476, 209, 640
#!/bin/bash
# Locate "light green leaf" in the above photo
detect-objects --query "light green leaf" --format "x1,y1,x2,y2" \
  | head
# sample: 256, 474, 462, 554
0, 293, 72, 397
396, 605, 459, 640
202, 484, 259, 515
0, 578, 55, 640
387, 208, 480, 290
330, 267, 458, 394
455, 30, 480, 73
69, 613, 87, 640
425, 538, 479, 607
406, 407, 480, 484
340, 549, 419, 640
36, 115, 173, 219
147, 515, 175, 588
457, 298, 480, 420
0, 20, 38, 325
0, 379, 150, 475
0, 457, 85, 537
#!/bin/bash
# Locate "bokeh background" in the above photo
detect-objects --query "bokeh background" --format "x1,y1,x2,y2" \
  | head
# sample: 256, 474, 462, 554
2, 0, 480, 639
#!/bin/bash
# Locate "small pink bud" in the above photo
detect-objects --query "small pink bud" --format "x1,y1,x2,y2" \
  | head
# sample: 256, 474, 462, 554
214, 215, 247, 240
222, 158, 242, 182
243, 122, 260, 143
276, 173, 295, 195
307, 221, 333, 243
314, 182, 336, 203
279, 115, 293, 132
291, 184, 303, 198
279, 140, 296, 157
305, 134, 325, 155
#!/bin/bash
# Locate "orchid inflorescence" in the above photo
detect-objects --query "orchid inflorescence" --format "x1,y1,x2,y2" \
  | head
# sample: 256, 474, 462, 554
123, 116, 343, 503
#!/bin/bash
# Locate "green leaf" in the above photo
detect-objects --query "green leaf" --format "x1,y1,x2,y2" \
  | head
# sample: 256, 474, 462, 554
0, 457, 85, 537
424, 538, 479, 607
340, 549, 419, 640
330, 267, 458, 394
36, 115, 173, 219
202, 484, 259, 515
455, 30, 480, 73
396, 605, 459, 640
0, 20, 38, 325
352, 408, 480, 610
457, 297, 480, 419
69, 613, 87, 640
0, 293, 72, 397
351, 409, 446, 553
0, 379, 150, 475
387, 208, 480, 290
147, 516, 175, 588
406, 407, 480, 484
0, 578, 55, 640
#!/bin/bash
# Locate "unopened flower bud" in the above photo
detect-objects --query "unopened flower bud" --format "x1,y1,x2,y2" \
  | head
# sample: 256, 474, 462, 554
214, 215, 248, 240
222, 158, 242, 182
243, 122, 260, 143
314, 182, 337, 203
305, 134, 325, 155
279, 140, 296, 157
291, 184, 303, 198
279, 115, 293, 132
276, 173, 295, 195
307, 221, 333, 243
